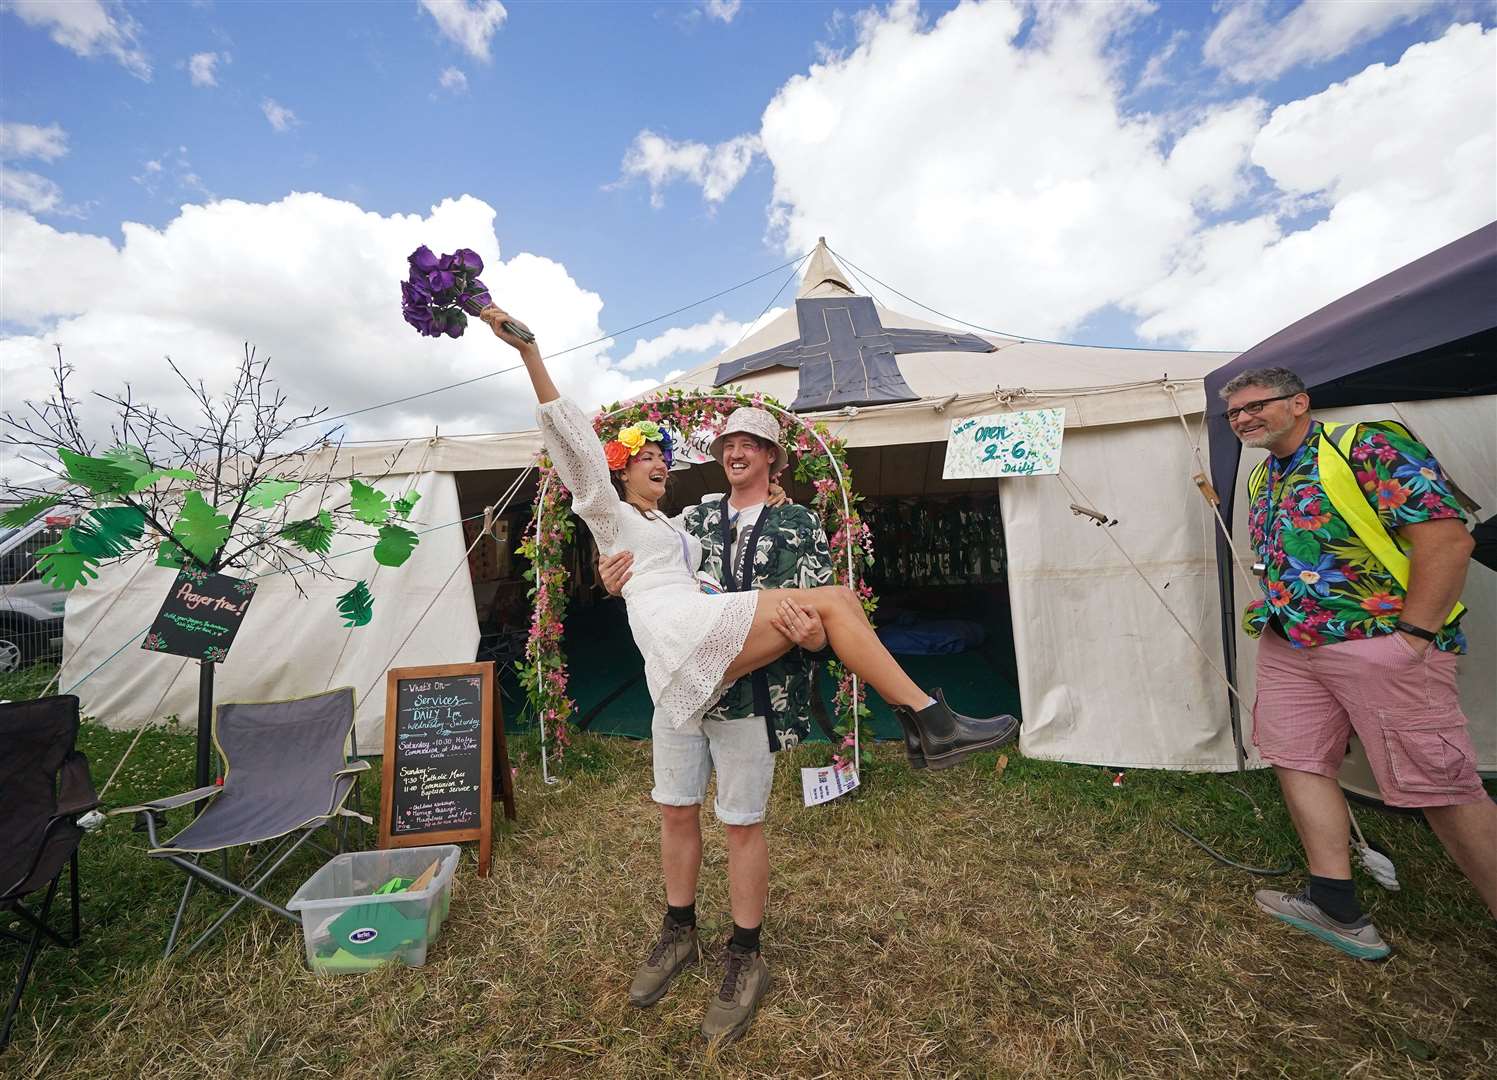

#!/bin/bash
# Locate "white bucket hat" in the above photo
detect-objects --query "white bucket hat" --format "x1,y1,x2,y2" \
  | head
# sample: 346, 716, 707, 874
710, 406, 788, 476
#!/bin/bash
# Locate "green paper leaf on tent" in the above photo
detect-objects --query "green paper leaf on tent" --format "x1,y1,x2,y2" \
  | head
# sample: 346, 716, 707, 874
246, 479, 301, 509
337, 580, 374, 627
349, 479, 390, 525
282, 510, 335, 555
171, 491, 231, 564
392, 491, 421, 519
156, 540, 185, 569
102, 444, 151, 480
0, 494, 64, 528
69, 506, 147, 559
132, 468, 197, 493
56, 446, 136, 497
36, 534, 100, 590
1281, 529, 1322, 566
373, 523, 418, 567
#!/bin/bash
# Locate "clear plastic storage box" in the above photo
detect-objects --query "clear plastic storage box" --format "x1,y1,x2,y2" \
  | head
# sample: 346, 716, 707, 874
287, 844, 460, 974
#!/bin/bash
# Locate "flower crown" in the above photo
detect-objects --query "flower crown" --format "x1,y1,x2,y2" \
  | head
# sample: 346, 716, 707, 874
604, 420, 674, 472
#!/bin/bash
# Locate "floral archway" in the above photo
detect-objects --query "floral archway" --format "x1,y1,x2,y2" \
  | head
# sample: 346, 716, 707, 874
515, 387, 878, 779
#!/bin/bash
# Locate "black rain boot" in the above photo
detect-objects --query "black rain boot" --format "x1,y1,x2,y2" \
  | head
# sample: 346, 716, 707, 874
893, 709, 927, 769
895, 688, 1018, 770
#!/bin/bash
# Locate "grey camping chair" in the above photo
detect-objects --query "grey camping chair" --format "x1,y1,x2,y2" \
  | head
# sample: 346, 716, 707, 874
1, 695, 98, 1051
112, 686, 369, 959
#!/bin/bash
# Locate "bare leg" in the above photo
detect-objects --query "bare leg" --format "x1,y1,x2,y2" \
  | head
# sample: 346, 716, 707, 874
1274, 767, 1353, 878
724, 823, 768, 929
1423, 799, 1497, 917
721, 586, 927, 709
660, 804, 702, 907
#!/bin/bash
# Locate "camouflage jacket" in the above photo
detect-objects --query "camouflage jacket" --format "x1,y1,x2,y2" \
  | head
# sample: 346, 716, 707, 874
681, 495, 835, 751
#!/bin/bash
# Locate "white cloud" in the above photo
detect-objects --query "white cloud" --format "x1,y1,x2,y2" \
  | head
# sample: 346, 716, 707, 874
5, 0, 151, 80
0, 195, 655, 484
1136, 28, 1187, 90
420, 0, 508, 63
438, 66, 469, 94
617, 130, 762, 207
1204, 0, 1442, 83
187, 50, 226, 87
703, 0, 742, 24
0, 121, 68, 162
261, 99, 300, 133
752, 2, 1493, 351
1, 170, 65, 215
1133, 22, 1497, 346
617, 308, 786, 372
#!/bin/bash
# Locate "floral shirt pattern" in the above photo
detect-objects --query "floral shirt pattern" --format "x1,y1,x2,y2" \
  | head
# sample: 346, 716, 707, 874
1243, 421, 1467, 652
682, 497, 835, 751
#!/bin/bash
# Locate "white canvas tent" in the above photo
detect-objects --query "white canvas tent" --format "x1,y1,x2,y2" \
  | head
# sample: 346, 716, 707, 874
64, 241, 1494, 773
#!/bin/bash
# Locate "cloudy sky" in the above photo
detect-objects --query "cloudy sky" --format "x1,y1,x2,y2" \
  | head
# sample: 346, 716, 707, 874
2, 0, 1493, 484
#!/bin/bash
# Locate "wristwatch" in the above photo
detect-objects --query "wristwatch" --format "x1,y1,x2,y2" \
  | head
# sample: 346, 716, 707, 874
1394, 620, 1437, 642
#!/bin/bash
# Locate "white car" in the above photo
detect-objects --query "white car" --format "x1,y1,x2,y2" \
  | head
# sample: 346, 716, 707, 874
0, 513, 72, 673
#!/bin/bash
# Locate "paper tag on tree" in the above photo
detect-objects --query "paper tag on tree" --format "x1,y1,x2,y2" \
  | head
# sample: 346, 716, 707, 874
801, 761, 859, 806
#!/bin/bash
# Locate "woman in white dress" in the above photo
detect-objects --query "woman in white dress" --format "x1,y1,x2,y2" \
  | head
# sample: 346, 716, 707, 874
482, 305, 1018, 764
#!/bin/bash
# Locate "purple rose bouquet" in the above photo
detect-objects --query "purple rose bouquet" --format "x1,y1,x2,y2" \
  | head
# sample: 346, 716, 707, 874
401, 245, 534, 342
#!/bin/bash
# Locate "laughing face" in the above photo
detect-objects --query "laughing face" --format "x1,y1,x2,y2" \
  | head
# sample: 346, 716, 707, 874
719, 433, 773, 495
617, 443, 670, 505
1226, 385, 1308, 453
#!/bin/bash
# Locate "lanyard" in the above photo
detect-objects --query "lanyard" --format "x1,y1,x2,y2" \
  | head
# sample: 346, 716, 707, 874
719, 503, 769, 591
1267, 424, 1318, 509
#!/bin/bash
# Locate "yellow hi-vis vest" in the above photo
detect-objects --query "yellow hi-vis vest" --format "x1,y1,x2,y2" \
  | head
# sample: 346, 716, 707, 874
1248, 420, 1466, 627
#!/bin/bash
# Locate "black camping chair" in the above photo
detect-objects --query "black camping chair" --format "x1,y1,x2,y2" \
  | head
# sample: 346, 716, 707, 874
111, 686, 369, 959
1, 695, 98, 1051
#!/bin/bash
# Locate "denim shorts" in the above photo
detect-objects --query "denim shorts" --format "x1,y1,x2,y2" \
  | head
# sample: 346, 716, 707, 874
650, 710, 775, 825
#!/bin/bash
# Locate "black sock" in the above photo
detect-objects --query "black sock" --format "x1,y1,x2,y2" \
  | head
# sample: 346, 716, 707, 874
1308, 875, 1362, 923
730, 922, 761, 954
666, 902, 696, 928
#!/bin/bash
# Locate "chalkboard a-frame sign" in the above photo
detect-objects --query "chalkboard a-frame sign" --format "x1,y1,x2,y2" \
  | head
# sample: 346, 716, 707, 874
378, 662, 515, 877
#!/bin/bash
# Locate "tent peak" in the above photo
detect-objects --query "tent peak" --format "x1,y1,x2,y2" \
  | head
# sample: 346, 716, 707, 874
798, 238, 857, 298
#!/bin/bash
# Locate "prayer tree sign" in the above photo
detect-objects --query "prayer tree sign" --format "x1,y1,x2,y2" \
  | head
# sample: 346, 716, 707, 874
379, 662, 515, 878
142, 568, 257, 663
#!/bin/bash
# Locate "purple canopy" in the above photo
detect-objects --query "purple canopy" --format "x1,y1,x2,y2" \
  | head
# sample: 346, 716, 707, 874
1202, 221, 1497, 762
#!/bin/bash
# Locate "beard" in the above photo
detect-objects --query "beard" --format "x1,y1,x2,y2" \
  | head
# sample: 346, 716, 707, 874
1235, 413, 1296, 450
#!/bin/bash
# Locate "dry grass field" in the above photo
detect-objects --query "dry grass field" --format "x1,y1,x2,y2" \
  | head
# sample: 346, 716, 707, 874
3, 676, 1494, 1079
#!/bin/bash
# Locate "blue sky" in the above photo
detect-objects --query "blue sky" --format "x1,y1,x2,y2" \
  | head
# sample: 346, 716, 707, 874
2, 0, 1494, 460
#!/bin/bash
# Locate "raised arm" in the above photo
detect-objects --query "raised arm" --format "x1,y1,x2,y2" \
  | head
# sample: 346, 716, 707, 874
480, 305, 556, 402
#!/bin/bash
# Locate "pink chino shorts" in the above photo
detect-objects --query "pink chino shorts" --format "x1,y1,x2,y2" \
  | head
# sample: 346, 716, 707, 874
1252, 630, 1487, 808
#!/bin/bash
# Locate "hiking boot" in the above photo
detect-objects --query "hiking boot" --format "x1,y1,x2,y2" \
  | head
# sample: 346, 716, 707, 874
628, 915, 701, 1007
700, 943, 770, 1043
894, 688, 1019, 770
1254, 888, 1392, 961
893, 709, 926, 769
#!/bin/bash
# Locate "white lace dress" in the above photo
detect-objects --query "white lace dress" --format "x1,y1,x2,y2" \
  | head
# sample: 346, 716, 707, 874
537, 398, 761, 728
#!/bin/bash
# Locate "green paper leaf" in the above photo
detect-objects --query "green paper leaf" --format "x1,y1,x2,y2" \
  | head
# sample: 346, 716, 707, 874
337, 580, 374, 627
0, 494, 63, 528
132, 468, 197, 492
392, 490, 421, 519
69, 506, 147, 559
155, 540, 185, 569
349, 479, 390, 525
1281, 529, 1322, 566
282, 510, 335, 555
102, 444, 151, 480
245, 479, 301, 509
56, 446, 136, 497
373, 523, 418, 567
36, 534, 100, 590
171, 491, 231, 564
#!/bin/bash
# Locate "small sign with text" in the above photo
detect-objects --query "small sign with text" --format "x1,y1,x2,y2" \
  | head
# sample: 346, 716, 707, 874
943, 408, 1065, 479
801, 761, 859, 806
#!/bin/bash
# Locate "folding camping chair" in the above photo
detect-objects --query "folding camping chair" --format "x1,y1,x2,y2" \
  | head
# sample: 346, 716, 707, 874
112, 686, 369, 959
1, 695, 98, 1051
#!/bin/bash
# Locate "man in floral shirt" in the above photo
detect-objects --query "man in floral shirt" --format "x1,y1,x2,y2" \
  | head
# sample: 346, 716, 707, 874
1223, 367, 1495, 958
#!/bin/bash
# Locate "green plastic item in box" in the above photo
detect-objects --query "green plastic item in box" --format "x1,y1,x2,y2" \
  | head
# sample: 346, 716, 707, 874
320, 876, 426, 959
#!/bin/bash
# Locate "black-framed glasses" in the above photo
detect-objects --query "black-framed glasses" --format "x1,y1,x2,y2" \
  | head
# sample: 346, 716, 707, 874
1224, 394, 1295, 423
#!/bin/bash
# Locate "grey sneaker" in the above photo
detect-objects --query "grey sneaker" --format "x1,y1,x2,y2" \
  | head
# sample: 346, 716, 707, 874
629, 916, 701, 1007
1254, 889, 1392, 961
701, 943, 770, 1043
